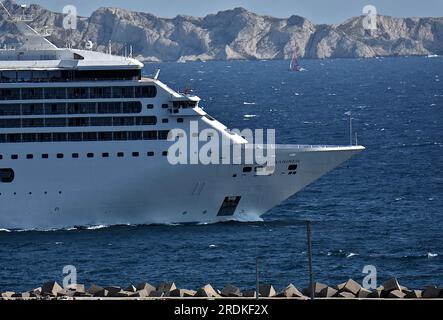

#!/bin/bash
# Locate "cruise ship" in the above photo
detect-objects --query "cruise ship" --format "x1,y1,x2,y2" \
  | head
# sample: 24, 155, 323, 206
0, 17, 364, 230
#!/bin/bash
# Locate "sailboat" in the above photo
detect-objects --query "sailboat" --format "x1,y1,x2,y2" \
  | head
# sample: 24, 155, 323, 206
289, 47, 305, 72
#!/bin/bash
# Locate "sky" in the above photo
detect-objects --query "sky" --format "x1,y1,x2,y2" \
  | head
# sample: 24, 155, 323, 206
20, 0, 443, 24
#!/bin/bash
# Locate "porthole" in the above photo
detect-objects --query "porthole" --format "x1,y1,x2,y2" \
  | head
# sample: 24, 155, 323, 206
87, 153, 94, 158
0, 168, 14, 183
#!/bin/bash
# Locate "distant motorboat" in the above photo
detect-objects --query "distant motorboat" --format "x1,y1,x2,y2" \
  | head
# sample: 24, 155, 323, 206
289, 48, 306, 72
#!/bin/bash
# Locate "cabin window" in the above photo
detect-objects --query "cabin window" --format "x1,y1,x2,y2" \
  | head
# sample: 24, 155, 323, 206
0, 168, 14, 183
177, 118, 184, 123
147, 104, 154, 109
243, 166, 252, 173
117, 152, 124, 157
147, 151, 154, 157
72, 153, 79, 158
288, 164, 298, 171
162, 118, 168, 123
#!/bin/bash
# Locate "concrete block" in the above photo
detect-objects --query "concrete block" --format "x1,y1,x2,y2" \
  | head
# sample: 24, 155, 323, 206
124, 284, 137, 293
341, 279, 362, 295
130, 289, 149, 298
64, 284, 85, 295
337, 291, 355, 298
170, 289, 196, 297
194, 284, 220, 297
423, 285, 441, 298
335, 282, 346, 291
104, 286, 122, 295
357, 288, 371, 298
33, 287, 42, 296
302, 282, 328, 297
388, 290, 406, 298
259, 284, 276, 297
148, 290, 164, 297
221, 284, 242, 297
381, 278, 402, 292
276, 284, 305, 298
135, 282, 156, 294
109, 290, 132, 298
88, 284, 108, 297
319, 287, 338, 298
405, 290, 422, 299
57, 288, 76, 297
157, 282, 176, 293
41, 281, 63, 296
1, 292, 15, 299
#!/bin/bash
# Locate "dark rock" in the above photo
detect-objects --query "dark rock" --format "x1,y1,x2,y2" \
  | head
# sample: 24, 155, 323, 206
302, 282, 328, 297
423, 285, 441, 298
357, 288, 371, 298
157, 282, 176, 293
148, 290, 164, 297
388, 290, 406, 298
319, 287, 338, 298
381, 278, 402, 293
194, 284, 220, 297
242, 290, 256, 298
41, 281, 63, 296
170, 289, 196, 297
337, 291, 355, 298
259, 284, 276, 297
405, 290, 422, 299
276, 284, 305, 298
341, 279, 362, 295
104, 286, 122, 295
221, 284, 242, 297
368, 287, 383, 298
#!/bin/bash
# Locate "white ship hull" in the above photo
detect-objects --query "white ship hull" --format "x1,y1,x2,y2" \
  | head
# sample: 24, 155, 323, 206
0, 142, 363, 230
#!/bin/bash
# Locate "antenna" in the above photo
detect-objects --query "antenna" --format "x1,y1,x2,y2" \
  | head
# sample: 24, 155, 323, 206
345, 111, 352, 146
129, 45, 133, 58
154, 68, 160, 80
108, 40, 112, 55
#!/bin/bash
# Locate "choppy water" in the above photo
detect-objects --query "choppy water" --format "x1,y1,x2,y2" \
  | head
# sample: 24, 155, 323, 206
1, 57, 442, 292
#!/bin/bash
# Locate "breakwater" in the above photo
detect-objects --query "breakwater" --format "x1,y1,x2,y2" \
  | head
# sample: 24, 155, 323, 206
1, 278, 442, 300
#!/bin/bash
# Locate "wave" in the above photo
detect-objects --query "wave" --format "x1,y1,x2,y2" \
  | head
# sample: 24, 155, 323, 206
85, 224, 108, 230
243, 114, 257, 118
0, 228, 11, 232
243, 102, 256, 105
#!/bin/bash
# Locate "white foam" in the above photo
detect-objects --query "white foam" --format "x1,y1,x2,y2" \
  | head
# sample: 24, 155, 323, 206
243, 102, 256, 105
0, 228, 11, 232
86, 224, 108, 230
427, 252, 438, 258
346, 253, 359, 258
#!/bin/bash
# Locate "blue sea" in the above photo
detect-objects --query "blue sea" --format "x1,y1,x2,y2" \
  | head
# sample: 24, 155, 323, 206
0, 57, 442, 292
